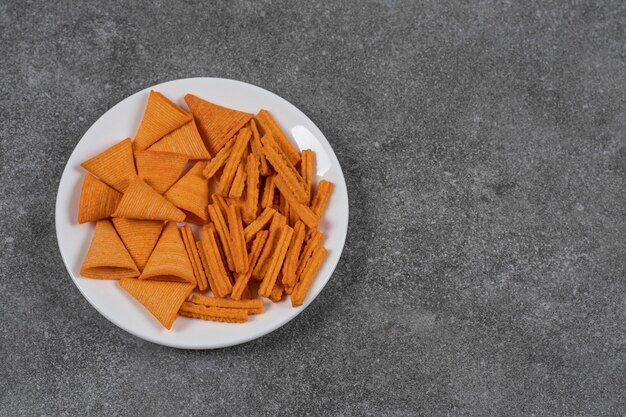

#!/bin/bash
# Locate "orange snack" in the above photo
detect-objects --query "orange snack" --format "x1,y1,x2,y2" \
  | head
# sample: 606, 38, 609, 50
212, 194, 230, 220
228, 160, 247, 198
80, 219, 139, 279
281, 221, 305, 288
216, 127, 251, 195
185, 94, 253, 155
78, 174, 122, 224
81, 138, 137, 192
260, 175, 276, 209
164, 161, 210, 224
252, 213, 287, 279
231, 230, 268, 300
242, 153, 260, 224
207, 204, 235, 271
279, 191, 288, 217
112, 218, 163, 271
291, 246, 328, 306
203, 137, 234, 179
227, 205, 249, 274
261, 134, 307, 203
311, 180, 335, 217
300, 149, 315, 203
259, 224, 294, 297
147, 118, 211, 160
268, 280, 284, 303
134, 91, 191, 151
179, 302, 248, 323
243, 207, 275, 243
180, 224, 208, 292
135, 150, 188, 194
190, 294, 263, 314
274, 175, 320, 229
120, 278, 194, 329
249, 119, 271, 176
113, 178, 185, 221
139, 222, 196, 285
256, 110, 300, 166
199, 226, 233, 298
296, 229, 324, 281
196, 240, 217, 294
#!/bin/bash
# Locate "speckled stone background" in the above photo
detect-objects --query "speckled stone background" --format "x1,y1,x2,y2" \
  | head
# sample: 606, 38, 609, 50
1, 1, 625, 416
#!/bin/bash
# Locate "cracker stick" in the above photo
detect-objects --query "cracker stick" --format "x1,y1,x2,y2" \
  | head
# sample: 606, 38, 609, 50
228, 160, 247, 198
217, 127, 251, 195
274, 175, 320, 229
291, 246, 328, 306
190, 295, 263, 314
260, 175, 276, 209
181, 225, 208, 292
196, 240, 218, 293
243, 153, 260, 224
282, 221, 306, 288
212, 194, 230, 219
261, 134, 307, 204
288, 202, 299, 227
256, 110, 301, 166
268, 279, 284, 303
259, 225, 294, 297
179, 302, 248, 323
227, 205, 249, 273
295, 229, 324, 281
279, 191, 288, 216
300, 149, 315, 203
207, 204, 235, 271
253, 213, 287, 280
311, 180, 335, 217
249, 119, 271, 176
231, 231, 268, 300
199, 228, 232, 297
203, 137, 235, 179
243, 207, 276, 243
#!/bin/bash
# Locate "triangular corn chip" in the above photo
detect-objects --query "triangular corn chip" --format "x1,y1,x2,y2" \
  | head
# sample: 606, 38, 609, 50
81, 138, 137, 192
164, 162, 209, 224
80, 220, 139, 279
139, 222, 196, 284
134, 91, 192, 151
119, 278, 194, 329
135, 150, 188, 194
78, 174, 122, 224
113, 178, 185, 221
112, 218, 164, 271
184, 94, 253, 155
148, 119, 211, 160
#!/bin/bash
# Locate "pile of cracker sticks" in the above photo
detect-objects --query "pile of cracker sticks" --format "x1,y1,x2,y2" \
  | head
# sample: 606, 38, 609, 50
77, 91, 333, 329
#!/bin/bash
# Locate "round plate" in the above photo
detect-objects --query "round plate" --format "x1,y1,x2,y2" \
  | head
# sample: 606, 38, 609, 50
55, 78, 349, 349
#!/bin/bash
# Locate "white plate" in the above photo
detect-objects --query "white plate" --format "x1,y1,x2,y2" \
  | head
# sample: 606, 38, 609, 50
55, 78, 349, 349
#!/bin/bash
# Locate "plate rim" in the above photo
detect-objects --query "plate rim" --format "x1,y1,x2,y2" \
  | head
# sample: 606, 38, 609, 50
54, 77, 349, 349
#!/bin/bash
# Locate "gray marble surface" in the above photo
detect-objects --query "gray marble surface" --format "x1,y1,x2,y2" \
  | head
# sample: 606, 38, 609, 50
2, 1, 625, 416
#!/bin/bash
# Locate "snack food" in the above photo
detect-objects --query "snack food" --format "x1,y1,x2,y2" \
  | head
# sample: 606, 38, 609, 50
77, 90, 334, 330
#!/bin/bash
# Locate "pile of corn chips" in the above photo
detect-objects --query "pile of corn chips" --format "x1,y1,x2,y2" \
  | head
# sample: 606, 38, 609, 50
77, 91, 333, 329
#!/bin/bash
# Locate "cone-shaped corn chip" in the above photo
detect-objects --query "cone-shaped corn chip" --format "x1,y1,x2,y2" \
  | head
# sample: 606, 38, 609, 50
80, 220, 139, 279
135, 150, 188, 194
78, 174, 122, 224
119, 278, 194, 329
81, 138, 137, 192
113, 178, 185, 221
185, 94, 253, 155
112, 218, 164, 271
139, 222, 196, 284
134, 91, 191, 151
164, 162, 209, 224
147, 118, 211, 160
